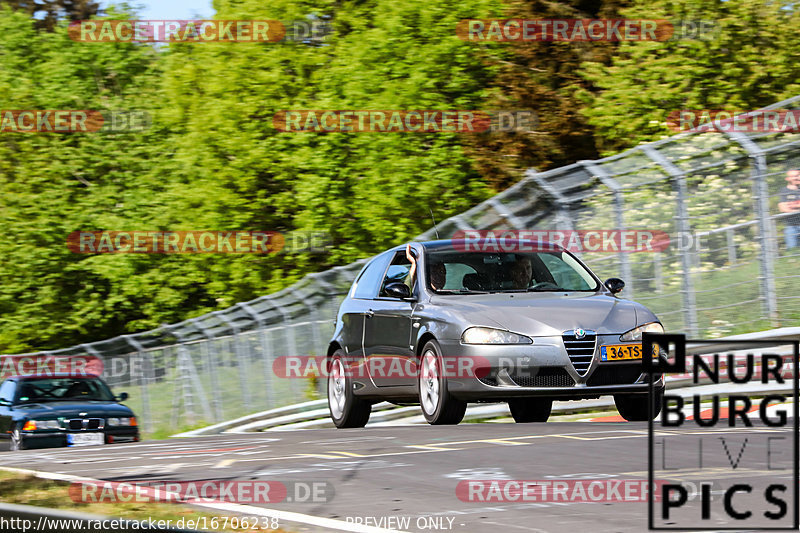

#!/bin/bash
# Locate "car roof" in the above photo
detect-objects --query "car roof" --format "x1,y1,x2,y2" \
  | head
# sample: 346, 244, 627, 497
7, 373, 101, 380
390, 239, 565, 252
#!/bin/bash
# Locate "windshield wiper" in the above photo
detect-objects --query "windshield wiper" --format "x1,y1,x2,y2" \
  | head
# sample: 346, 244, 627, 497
434, 289, 488, 294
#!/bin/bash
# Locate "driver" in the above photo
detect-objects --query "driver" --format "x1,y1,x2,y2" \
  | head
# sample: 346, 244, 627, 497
509, 256, 532, 289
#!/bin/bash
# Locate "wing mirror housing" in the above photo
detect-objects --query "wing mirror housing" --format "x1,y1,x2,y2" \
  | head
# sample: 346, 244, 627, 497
116, 392, 129, 402
604, 278, 625, 295
384, 282, 412, 299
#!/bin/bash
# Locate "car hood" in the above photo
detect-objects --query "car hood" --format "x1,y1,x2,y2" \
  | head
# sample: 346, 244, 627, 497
13, 401, 133, 418
428, 292, 644, 336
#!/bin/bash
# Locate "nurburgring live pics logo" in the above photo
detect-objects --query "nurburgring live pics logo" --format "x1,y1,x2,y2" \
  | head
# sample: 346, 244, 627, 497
644, 333, 799, 530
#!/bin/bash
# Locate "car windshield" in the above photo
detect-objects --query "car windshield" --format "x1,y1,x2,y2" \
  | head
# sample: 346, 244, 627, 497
425, 249, 599, 293
15, 378, 115, 404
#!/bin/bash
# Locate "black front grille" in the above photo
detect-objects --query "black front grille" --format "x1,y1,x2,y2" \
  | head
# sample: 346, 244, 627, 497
563, 332, 597, 375
587, 364, 645, 386
67, 418, 102, 430
478, 367, 574, 387
511, 367, 574, 387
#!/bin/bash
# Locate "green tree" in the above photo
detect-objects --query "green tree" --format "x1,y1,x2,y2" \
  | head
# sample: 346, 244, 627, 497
579, 0, 800, 155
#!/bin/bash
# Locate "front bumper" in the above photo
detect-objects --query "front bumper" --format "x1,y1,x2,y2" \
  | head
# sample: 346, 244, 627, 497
438, 335, 664, 401
20, 428, 140, 449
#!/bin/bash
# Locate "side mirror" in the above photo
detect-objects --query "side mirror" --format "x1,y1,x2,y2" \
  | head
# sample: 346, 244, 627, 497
384, 282, 412, 299
116, 392, 129, 402
0, 399, 11, 407
604, 278, 625, 295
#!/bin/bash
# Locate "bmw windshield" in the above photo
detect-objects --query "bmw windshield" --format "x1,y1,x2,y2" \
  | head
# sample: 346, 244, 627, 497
424, 248, 600, 293
15, 378, 116, 404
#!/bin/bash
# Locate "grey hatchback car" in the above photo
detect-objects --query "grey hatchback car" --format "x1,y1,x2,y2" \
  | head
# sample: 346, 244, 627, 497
326, 239, 665, 427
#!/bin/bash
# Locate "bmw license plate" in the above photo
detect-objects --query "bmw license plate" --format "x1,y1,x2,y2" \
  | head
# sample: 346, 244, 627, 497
600, 344, 643, 361
67, 433, 105, 446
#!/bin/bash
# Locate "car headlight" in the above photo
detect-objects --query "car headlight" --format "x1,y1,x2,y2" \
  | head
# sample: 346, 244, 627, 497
620, 322, 664, 342
462, 327, 532, 344
26, 420, 61, 430
107, 417, 135, 426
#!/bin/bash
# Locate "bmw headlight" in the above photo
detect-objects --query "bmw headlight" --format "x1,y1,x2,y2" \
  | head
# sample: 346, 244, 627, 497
620, 322, 664, 342
107, 417, 134, 426
462, 327, 532, 345
35, 420, 61, 430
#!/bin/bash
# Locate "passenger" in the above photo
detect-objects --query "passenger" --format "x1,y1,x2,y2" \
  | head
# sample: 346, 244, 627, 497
404, 244, 417, 291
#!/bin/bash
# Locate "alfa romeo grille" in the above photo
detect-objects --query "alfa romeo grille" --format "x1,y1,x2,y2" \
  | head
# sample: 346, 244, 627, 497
563, 331, 597, 376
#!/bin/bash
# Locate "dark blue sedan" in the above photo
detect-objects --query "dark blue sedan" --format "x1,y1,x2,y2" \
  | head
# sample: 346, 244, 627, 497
0, 374, 139, 451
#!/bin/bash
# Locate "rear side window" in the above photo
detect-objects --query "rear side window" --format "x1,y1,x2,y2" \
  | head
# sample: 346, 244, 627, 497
352, 253, 391, 299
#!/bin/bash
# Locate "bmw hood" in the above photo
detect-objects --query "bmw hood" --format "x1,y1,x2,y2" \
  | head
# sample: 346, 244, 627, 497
16, 401, 134, 418
430, 292, 650, 337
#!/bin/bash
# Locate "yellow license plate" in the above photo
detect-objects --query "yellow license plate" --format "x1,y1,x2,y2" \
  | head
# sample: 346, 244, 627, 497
600, 344, 643, 361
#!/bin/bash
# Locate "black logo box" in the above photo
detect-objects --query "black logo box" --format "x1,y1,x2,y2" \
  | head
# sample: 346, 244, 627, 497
644, 333, 799, 531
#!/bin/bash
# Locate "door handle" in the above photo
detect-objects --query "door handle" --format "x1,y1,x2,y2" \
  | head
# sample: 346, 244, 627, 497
365, 309, 374, 318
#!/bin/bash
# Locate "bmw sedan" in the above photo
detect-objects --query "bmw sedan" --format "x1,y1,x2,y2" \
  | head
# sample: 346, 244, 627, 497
326, 239, 665, 427
0, 374, 139, 450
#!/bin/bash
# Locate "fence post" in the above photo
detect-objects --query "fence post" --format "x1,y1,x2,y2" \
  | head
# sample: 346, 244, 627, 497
122, 336, 151, 434
237, 302, 275, 409
189, 319, 223, 423
583, 161, 633, 299
641, 146, 699, 336
724, 133, 779, 325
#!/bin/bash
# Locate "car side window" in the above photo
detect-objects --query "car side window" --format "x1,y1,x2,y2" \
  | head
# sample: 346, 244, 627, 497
352, 253, 391, 299
0, 381, 16, 403
379, 252, 413, 297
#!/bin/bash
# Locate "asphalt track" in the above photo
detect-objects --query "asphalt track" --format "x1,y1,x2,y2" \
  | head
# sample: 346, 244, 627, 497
3, 419, 796, 533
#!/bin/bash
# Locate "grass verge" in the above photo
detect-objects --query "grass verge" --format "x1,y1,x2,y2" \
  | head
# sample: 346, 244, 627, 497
0, 469, 292, 532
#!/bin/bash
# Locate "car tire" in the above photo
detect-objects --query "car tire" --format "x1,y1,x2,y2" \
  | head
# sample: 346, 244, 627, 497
508, 398, 552, 423
418, 340, 467, 425
9, 426, 25, 451
327, 350, 371, 428
614, 389, 663, 421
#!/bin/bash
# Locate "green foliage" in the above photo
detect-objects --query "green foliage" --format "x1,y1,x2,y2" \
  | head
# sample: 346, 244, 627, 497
579, 0, 800, 155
